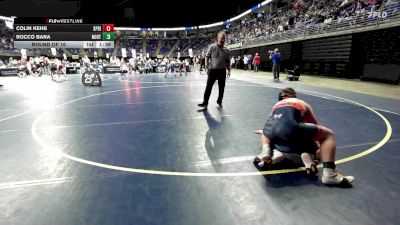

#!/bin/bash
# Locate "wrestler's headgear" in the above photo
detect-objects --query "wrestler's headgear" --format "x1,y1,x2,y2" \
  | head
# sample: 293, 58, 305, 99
279, 87, 296, 101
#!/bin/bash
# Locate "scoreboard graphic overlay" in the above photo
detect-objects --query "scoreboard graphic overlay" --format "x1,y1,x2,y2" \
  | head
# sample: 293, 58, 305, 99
13, 18, 115, 49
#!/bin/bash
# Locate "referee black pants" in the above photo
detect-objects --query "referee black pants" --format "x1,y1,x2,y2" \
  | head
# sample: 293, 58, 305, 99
202, 68, 226, 105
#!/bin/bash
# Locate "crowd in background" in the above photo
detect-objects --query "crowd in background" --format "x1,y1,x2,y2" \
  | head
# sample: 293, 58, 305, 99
1, 0, 399, 69
227, 0, 398, 45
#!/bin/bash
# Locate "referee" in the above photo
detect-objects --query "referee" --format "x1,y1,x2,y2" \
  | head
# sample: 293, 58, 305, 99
198, 31, 231, 109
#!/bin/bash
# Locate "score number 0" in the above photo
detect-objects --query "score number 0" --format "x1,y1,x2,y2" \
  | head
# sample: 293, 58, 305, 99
103, 24, 114, 32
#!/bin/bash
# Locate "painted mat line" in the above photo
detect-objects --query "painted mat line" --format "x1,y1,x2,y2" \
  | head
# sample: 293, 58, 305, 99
31, 83, 392, 176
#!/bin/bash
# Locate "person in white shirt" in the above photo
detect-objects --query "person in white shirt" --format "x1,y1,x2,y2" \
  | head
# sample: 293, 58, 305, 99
243, 55, 249, 71
230, 56, 235, 68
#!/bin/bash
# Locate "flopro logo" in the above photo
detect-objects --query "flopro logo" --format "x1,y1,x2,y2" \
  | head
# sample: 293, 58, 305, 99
368, 10, 388, 19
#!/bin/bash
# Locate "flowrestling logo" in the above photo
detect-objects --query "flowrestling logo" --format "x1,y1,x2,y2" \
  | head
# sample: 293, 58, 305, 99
47, 19, 84, 24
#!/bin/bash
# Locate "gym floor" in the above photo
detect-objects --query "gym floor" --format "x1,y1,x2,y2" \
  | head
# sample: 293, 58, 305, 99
0, 70, 399, 225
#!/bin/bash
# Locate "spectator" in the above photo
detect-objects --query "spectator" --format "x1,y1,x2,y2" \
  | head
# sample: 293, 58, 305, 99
270, 48, 281, 81
235, 56, 241, 69
253, 53, 261, 72
247, 54, 253, 71
243, 54, 249, 71
230, 56, 235, 68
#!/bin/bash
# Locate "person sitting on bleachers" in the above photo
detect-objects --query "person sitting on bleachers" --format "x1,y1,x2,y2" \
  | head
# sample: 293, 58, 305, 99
285, 65, 302, 81
120, 59, 129, 76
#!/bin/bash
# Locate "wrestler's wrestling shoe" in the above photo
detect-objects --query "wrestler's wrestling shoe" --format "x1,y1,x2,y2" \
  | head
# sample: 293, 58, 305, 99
322, 169, 355, 185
